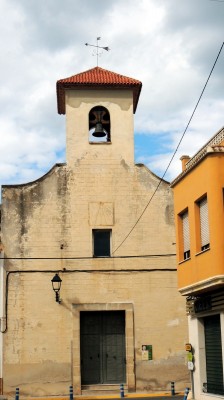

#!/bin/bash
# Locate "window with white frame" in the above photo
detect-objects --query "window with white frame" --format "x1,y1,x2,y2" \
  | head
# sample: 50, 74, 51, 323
181, 210, 190, 260
199, 196, 210, 251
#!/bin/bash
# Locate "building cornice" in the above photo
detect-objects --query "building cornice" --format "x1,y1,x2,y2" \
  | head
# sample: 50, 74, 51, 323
171, 126, 224, 187
179, 275, 224, 296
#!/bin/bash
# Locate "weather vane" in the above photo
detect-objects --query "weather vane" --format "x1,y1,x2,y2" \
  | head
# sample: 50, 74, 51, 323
85, 37, 110, 66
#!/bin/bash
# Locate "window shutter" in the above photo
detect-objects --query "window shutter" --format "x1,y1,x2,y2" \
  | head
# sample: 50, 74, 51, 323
199, 197, 210, 247
182, 211, 190, 252
204, 315, 224, 394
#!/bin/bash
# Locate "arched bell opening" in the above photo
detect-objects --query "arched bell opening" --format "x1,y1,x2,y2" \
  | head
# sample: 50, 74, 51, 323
89, 106, 111, 143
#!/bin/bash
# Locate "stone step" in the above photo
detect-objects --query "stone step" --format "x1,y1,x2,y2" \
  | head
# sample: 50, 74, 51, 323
82, 384, 127, 391
81, 384, 127, 395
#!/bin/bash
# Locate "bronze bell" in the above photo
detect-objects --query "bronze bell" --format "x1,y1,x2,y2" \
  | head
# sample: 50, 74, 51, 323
92, 122, 106, 137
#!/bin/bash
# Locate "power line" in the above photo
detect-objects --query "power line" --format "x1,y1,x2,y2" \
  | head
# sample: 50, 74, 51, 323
0, 266, 177, 333
1, 253, 176, 260
113, 41, 224, 254
5, 268, 177, 273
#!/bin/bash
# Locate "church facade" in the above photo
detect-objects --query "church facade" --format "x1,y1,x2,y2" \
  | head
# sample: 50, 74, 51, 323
0, 67, 188, 396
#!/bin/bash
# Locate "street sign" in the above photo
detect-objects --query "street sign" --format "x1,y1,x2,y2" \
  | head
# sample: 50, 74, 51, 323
185, 343, 192, 352
188, 361, 194, 370
187, 352, 193, 362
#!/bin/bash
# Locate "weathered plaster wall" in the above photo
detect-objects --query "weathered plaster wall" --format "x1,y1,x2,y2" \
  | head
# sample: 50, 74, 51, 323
0, 85, 189, 397
1, 158, 189, 396
66, 90, 134, 166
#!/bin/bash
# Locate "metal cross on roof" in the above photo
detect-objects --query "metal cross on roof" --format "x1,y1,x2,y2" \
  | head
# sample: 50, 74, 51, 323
85, 37, 110, 66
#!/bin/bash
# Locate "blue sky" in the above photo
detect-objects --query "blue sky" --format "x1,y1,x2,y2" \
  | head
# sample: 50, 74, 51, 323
135, 133, 172, 176
0, 0, 223, 188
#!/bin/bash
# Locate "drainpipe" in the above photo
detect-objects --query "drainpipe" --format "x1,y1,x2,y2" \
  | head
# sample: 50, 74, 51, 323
0, 251, 5, 394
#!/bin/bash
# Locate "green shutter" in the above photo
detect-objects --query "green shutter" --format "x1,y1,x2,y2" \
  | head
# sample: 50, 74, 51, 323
204, 314, 224, 395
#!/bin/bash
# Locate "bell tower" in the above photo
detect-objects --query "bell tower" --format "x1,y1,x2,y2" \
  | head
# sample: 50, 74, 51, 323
57, 67, 142, 167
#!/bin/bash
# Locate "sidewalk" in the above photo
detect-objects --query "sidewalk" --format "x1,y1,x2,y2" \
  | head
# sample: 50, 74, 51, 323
27, 393, 185, 400
75, 394, 185, 400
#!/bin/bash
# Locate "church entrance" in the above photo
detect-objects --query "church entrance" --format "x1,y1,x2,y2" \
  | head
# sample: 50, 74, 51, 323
80, 311, 126, 384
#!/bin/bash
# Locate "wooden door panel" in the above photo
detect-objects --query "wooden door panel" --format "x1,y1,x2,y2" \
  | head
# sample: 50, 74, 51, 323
80, 311, 126, 385
81, 334, 101, 384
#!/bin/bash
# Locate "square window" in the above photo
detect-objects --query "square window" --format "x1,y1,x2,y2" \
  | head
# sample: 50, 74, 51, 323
93, 229, 111, 257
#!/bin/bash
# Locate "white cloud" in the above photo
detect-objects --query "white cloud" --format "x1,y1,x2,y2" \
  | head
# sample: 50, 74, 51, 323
0, 0, 223, 189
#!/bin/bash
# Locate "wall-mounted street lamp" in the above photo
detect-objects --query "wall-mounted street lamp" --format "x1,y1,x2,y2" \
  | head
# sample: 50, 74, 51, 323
51, 273, 62, 303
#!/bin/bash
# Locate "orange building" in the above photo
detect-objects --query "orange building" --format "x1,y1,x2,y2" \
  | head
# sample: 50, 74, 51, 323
171, 127, 224, 399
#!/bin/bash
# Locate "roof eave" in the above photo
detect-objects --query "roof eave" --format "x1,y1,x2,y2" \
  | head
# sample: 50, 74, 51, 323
56, 82, 142, 115
170, 150, 224, 188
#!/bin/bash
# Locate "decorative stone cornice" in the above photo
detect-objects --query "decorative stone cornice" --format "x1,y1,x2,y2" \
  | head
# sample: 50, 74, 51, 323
179, 275, 224, 296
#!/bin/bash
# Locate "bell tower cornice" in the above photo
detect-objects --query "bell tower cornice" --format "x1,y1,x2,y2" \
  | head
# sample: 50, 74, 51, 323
56, 67, 142, 115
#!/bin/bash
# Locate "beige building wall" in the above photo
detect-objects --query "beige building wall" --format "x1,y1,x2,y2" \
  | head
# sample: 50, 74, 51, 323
66, 90, 134, 166
1, 87, 189, 397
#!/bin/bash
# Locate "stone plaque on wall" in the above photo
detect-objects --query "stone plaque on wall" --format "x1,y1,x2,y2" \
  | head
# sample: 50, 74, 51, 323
89, 202, 114, 226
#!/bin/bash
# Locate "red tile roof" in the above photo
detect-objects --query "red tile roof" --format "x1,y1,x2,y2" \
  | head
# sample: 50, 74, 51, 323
57, 67, 142, 114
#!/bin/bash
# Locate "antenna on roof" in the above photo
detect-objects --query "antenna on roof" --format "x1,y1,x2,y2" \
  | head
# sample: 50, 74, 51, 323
85, 37, 110, 67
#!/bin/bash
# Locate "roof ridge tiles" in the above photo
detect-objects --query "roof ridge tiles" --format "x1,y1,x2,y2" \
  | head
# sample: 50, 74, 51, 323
57, 66, 142, 85
57, 66, 142, 114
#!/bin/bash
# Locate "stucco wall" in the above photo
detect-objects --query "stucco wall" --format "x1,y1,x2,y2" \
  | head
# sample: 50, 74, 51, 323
0, 85, 189, 396
1, 159, 189, 396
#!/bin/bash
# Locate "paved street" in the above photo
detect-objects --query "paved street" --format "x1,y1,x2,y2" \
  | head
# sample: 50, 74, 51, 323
98, 397, 184, 400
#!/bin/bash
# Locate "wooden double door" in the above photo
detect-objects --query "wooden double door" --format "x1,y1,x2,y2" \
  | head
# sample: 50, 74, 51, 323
80, 311, 126, 384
